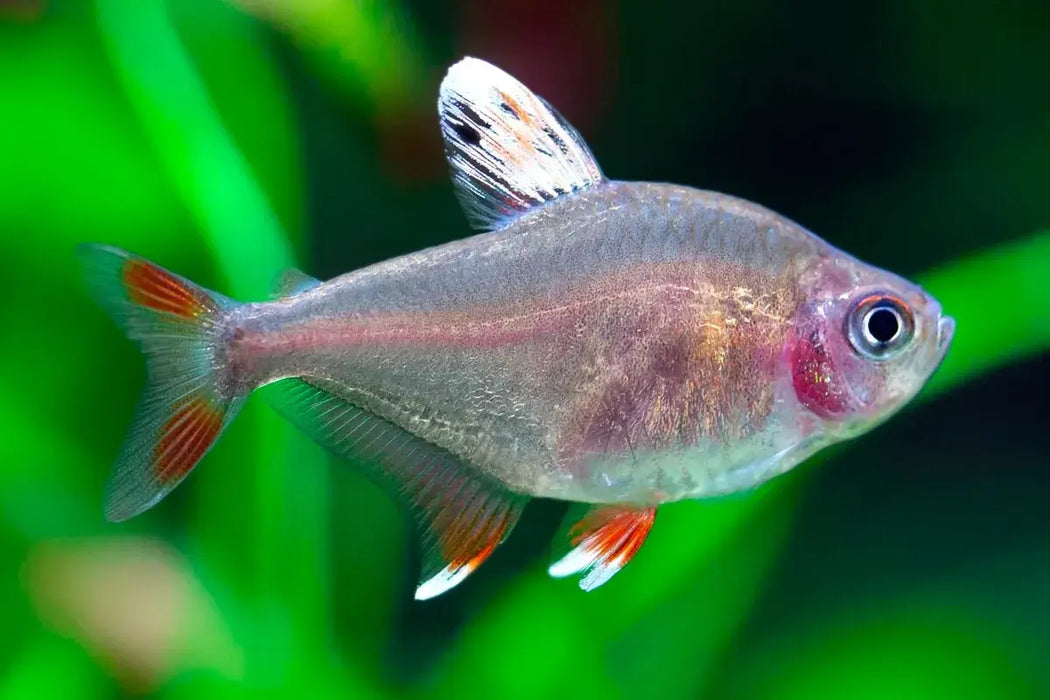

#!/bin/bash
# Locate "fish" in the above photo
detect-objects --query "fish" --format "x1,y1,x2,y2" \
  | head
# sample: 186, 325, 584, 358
79, 56, 955, 599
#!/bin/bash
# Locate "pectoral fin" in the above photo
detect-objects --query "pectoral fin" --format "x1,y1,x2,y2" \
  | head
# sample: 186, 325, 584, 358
549, 504, 656, 591
262, 378, 526, 600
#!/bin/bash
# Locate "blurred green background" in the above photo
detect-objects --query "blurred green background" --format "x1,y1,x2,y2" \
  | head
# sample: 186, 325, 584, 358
2, 0, 1050, 697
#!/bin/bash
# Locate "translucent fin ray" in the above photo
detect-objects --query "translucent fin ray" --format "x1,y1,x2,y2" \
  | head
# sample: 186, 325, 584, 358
78, 244, 243, 521
262, 378, 526, 599
549, 504, 656, 591
439, 56, 604, 230
271, 268, 320, 299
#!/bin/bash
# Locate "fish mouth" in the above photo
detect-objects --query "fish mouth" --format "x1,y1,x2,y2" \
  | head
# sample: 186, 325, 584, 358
937, 315, 955, 353
933, 315, 955, 368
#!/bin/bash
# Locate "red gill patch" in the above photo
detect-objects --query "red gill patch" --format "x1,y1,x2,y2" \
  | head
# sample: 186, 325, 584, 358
122, 259, 212, 319
790, 330, 850, 419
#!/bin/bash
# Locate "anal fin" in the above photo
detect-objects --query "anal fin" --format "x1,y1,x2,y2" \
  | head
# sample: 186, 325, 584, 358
261, 378, 525, 600
549, 504, 656, 591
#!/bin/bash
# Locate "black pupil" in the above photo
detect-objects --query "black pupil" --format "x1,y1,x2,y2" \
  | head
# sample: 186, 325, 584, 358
867, 307, 900, 344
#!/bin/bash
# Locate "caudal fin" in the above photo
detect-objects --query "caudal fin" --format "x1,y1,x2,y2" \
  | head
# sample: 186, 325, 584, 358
78, 244, 244, 521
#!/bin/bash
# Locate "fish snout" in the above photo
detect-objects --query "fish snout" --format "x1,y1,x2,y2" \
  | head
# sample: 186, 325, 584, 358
936, 315, 955, 354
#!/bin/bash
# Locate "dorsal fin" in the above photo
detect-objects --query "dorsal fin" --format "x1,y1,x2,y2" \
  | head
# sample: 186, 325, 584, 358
438, 57, 604, 231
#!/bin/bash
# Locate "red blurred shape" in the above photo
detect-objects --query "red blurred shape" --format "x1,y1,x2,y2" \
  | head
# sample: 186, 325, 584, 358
458, 0, 617, 135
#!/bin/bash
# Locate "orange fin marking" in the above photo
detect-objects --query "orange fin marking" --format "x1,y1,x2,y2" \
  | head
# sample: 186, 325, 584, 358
152, 394, 223, 484
414, 494, 515, 600
123, 259, 214, 319
549, 505, 656, 591
444, 509, 509, 572
570, 507, 654, 558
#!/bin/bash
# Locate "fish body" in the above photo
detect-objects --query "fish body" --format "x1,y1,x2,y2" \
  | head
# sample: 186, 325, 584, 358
231, 182, 822, 504
81, 58, 953, 598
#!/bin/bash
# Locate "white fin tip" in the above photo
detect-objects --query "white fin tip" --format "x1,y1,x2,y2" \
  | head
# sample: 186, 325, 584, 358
414, 563, 474, 601
579, 561, 623, 591
548, 544, 599, 579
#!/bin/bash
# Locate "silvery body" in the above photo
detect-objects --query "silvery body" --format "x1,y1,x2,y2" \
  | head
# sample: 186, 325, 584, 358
81, 57, 953, 597
231, 182, 828, 504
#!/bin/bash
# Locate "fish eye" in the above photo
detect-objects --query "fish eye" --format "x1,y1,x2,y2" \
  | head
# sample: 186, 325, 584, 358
846, 294, 914, 360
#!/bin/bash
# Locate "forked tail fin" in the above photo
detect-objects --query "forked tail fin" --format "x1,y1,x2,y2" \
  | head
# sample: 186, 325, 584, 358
78, 244, 245, 521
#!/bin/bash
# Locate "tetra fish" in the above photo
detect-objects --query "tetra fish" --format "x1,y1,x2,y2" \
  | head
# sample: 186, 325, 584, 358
80, 57, 954, 598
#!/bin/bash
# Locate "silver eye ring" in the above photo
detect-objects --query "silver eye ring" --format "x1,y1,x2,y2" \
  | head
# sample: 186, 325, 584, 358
846, 294, 914, 360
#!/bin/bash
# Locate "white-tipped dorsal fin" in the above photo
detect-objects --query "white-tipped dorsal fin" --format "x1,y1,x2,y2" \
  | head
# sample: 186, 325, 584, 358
438, 56, 604, 231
